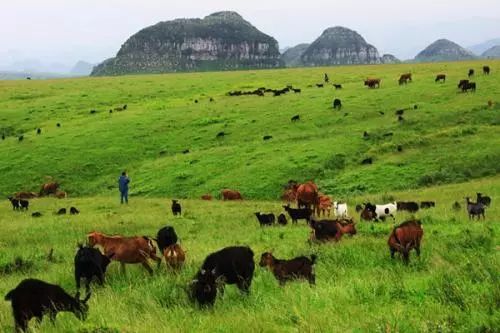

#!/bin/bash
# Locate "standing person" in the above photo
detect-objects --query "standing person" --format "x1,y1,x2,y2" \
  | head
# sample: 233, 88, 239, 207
118, 171, 130, 204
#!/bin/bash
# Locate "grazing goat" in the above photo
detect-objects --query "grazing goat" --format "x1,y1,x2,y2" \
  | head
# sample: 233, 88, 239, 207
255, 212, 275, 226
388, 219, 423, 264
56, 208, 66, 215
87, 231, 161, 274
74, 245, 113, 295
163, 244, 185, 269
333, 84, 342, 89
5, 278, 90, 332
468, 69, 474, 77
283, 204, 312, 224
435, 74, 446, 83
291, 115, 300, 122
259, 252, 316, 286
70, 207, 80, 215
171, 200, 181, 216
189, 246, 254, 306
333, 98, 342, 110
465, 197, 485, 220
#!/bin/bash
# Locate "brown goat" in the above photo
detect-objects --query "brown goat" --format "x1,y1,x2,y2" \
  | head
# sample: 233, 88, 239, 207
259, 252, 316, 286
163, 244, 186, 270
87, 231, 161, 274
387, 220, 423, 264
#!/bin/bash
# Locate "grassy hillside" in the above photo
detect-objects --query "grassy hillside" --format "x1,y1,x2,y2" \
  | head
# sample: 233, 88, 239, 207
0, 60, 499, 199
0, 177, 498, 332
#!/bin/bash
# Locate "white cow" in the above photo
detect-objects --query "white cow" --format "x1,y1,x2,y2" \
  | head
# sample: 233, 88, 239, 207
374, 202, 397, 220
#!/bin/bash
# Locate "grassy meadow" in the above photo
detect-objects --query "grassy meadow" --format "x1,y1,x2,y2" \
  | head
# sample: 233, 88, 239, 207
0, 60, 499, 332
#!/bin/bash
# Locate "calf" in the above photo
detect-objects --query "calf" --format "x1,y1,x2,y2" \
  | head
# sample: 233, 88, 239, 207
259, 252, 316, 286
435, 74, 446, 83
189, 246, 254, 306
283, 204, 312, 224
465, 197, 485, 220
333, 202, 348, 217
163, 244, 185, 269
309, 218, 357, 242
70, 207, 80, 215
74, 245, 113, 295
396, 201, 419, 213
333, 98, 342, 110
388, 219, 423, 264
255, 212, 275, 226
277, 213, 288, 225
420, 201, 435, 209
87, 231, 161, 274
5, 279, 90, 332
476, 192, 491, 207
171, 200, 181, 216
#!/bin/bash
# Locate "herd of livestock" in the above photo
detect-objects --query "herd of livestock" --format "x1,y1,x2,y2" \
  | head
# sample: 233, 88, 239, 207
2, 64, 496, 332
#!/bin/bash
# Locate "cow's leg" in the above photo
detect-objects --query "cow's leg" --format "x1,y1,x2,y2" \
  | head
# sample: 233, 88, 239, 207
308, 273, 316, 285
141, 261, 154, 275
14, 313, 28, 332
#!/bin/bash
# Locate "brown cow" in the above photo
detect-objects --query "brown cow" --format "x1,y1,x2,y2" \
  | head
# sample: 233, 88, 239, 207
55, 191, 67, 199
281, 188, 297, 203
435, 74, 446, 83
388, 220, 423, 264
87, 231, 161, 274
14, 192, 38, 199
163, 244, 186, 270
399, 73, 412, 85
296, 182, 319, 213
364, 78, 381, 88
39, 182, 59, 196
221, 189, 242, 200
318, 193, 333, 217
201, 194, 213, 200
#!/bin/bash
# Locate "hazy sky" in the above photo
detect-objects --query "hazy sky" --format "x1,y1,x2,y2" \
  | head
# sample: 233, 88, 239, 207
1, 0, 500, 71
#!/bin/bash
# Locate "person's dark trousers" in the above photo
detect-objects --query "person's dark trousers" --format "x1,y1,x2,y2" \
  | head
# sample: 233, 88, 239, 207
120, 190, 128, 204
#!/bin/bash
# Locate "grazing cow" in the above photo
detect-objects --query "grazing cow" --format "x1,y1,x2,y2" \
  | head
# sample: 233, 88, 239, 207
259, 252, 316, 286
483, 66, 490, 75
31, 212, 42, 218
221, 189, 242, 200
291, 115, 300, 122
364, 78, 381, 88
155, 226, 178, 255
333, 202, 348, 217
333, 98, 342, 110
39, 182, 59, 196
55, 191, 67, 199
316, 83, 324, 88
255, 212, 275, 226
476, 193, 491, 207
309, 218, 357, 242
452, 201, 461, 211
399, 75, 410, 85
388, 219, 423, 264
18, 135, 23, 142
189, 246, 255, 306
435, 74, 446, 83
171, 200, 181, 216
333, 84, 342, 89
420, 201, 435, 209
468, 69, 474, 78
87, 231, 161, 274
74, 245, 113, 295
465, 197, 485, 220
14, 192, 38, 199
36, 128, 41, 135
56, 208, 66, 215
263, 135, 273, 140
283, 204, 312, 224
5, 279, 90, 332
70, 207, 80, 215
318, 194, 333, 217
355, 204, 363, 213
461, 82, 476, 93
163, 244, 185, 270
361, 157, 373, 165
8, 197, 21, 210
458, 79, 469, 89
296, 182, 319, 211
277, 213, 288, 225
396, 201, 419, 213
201, 194, 213, 200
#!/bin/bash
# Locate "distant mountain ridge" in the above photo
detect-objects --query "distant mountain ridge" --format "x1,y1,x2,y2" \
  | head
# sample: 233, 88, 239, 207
414, 39, 476, 62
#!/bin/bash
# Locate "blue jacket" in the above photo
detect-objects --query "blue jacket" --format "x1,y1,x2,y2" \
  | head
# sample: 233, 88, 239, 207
118, 175, 130, 192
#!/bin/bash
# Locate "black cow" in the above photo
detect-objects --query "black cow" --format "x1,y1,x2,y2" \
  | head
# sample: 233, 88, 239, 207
483, 66, 490, 75
8, 197, 20, 210
75, 245, 113, 295
56, 208, 66, 215
263, 135, 273, 140
70, 207, 80, 215
189, 246, 255, 306
462, 82, 476, 92
468, 69, 474, 78
333, 99, 342, 110
396, 201, 419, 213
5, 279, 90, 332
283, 204, 312, 224
420, 201, 435, 209
465, 197, 485, 220
255, 212, 275, 226
171, 200, 181, 216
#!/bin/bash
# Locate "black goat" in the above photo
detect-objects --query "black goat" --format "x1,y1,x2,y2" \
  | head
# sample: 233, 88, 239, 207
277, 213, 288, 225
465, 197, 485, 220
70, 207, 80, 215
255, 212, 275, 226
283, 204, 312, 224
171, 200, 181, 216
75, 245, 113, 295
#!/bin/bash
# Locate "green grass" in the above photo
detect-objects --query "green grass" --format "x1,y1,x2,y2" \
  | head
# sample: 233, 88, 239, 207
0, 60, 499, 199
0, 61, 499, 332
0, 177, 498, 332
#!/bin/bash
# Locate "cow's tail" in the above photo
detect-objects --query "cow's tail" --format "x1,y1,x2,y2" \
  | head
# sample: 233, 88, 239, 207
5, 289, 14, 301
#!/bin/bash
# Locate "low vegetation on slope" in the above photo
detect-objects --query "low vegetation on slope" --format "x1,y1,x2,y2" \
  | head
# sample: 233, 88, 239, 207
0, 60, 499, 199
